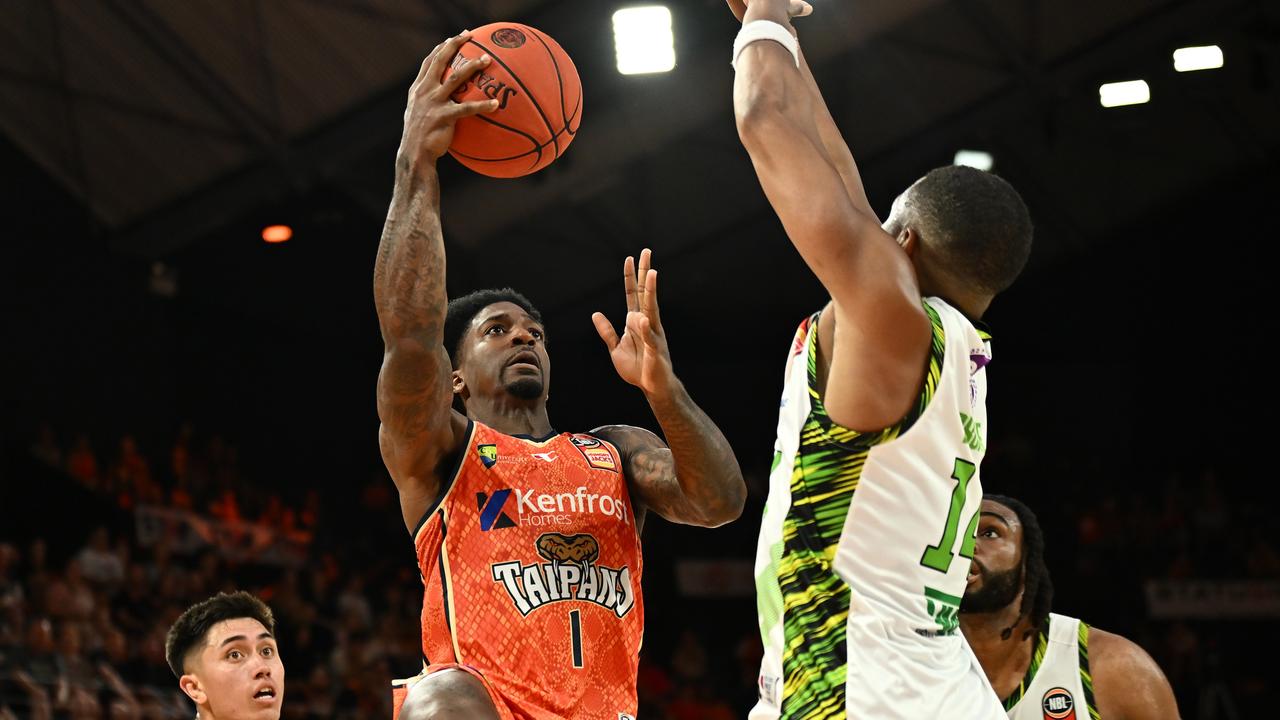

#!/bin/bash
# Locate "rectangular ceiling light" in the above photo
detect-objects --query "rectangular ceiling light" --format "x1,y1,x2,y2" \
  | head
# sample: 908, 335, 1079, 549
1099, 80, 1150, 108
1173, 45, 1224, 72
953, 150, 994, 171
613, 6, 676, 75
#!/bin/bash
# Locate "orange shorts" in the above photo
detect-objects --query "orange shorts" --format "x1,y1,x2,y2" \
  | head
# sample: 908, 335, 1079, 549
391, 663, 514, 720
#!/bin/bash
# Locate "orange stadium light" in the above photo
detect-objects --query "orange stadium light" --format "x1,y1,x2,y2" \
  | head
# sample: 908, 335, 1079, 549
262, 224, 293, 243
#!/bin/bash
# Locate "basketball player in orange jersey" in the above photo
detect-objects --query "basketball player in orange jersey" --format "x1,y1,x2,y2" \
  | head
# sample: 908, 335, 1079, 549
374, 31, 747, 720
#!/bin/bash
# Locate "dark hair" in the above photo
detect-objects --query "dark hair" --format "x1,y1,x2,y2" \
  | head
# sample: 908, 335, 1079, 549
985, 494, 1053, 641
165, 591, 275, 678
443, 288, 544, 368
905, 166, 1032, 295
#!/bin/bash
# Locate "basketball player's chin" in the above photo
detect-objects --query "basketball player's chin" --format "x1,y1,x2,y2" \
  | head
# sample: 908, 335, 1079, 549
505, 377, 545, 401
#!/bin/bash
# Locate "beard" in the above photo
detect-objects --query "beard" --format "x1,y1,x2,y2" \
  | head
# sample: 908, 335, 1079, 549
505, 376, 544, 400
960, 564, 1023, 614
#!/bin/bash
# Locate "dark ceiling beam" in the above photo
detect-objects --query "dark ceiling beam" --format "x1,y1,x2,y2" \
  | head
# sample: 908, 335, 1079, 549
0, 67, 250, 141
101, 0, 282, 150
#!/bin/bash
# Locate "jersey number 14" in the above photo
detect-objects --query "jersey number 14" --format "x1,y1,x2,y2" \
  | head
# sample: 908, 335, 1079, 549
920, 458, 980, 573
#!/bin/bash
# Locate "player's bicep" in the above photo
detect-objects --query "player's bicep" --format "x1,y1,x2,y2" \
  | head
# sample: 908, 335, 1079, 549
595, 425, 702, 527
376, 338, 456, 480
1091, 630, 1182, 720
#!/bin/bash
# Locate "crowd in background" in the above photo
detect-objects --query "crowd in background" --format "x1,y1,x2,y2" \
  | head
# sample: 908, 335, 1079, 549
2, 423, 1273, 719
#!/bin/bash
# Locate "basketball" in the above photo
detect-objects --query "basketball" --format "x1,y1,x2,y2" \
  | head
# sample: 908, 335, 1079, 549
444, 22, 583, 178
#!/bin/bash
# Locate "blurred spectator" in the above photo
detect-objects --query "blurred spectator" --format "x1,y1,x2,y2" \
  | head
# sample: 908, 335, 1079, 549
66, 434, 99, 489
29, 424, 62, 470
75, 527, 124, 588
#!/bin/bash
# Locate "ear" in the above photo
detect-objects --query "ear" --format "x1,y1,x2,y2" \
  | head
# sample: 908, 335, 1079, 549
898, 226, 920, 257
179, 673, 206, 705
451, 369, 467, 400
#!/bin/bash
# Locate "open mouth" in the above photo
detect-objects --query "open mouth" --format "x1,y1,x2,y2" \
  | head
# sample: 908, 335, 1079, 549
506, 350, 540, 370
253, 687, 277, 703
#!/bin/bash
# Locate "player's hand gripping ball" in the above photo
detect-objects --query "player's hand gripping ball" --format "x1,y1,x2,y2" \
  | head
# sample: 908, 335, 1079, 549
443, 23, 583, 178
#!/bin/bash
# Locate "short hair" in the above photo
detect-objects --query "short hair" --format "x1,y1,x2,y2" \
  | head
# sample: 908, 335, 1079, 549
903, 166, 1032, 295
443, 288, 544, 367
985, 494, 1053, 641
165, 591, 275, 678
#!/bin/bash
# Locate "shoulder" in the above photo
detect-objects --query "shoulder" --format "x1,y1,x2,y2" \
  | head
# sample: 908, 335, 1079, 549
589, 424, 666, 455
1088, 627, 1181, 720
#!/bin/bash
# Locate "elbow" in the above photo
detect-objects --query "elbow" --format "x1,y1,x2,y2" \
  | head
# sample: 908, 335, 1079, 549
733, 78, 795, 150
701, 476, 748, 528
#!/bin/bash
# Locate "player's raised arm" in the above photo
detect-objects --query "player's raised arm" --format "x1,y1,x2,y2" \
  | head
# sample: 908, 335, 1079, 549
726, 0, 871, 215
374, 32, 499, 530
732, 0, 932, 431
591, 250, 746, 528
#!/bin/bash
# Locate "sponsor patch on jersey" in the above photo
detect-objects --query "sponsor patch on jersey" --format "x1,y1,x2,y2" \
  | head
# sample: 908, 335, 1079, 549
619, 714, 636, 720
758, 674, 781, 707
490, 533, 636, 617
571, 436, 618, 471
477, 490, 517, 531
1041, 687, 1076, 720
477, 443, 498, 468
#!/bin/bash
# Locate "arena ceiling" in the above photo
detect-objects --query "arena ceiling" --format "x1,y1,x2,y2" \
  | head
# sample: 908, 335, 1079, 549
2, 0, 1276, 333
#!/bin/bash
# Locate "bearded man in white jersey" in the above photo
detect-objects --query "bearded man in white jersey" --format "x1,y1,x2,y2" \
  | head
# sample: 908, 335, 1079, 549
729, 1, 1033, 717
961, 495, 1181, 719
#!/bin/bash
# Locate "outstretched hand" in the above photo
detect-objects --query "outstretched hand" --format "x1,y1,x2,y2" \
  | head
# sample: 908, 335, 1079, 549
592, 249, 677, 397
399, 31, 500, 167
726, 0, 813, 22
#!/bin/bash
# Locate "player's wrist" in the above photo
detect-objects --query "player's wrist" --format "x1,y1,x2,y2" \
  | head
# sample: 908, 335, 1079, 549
732, 20, 801, 71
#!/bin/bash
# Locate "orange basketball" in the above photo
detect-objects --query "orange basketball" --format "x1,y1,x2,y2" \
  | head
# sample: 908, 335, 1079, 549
444, 23, 583, 178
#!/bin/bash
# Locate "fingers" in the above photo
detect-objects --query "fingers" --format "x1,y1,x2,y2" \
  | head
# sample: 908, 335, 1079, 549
447, 98, 500, 119
442, 53, 492, 96
643, 268, 664, 334
790, 1, 813, 17
623, 255, 638, 313
636, 248, 652, 313
592, 312, 620, 349
424, 30, 473, 88
726, 0, 747, 22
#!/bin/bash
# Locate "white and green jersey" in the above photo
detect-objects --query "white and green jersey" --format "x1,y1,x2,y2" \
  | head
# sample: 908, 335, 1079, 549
751, 297, 1004, 720
1004, 614, 1100, 720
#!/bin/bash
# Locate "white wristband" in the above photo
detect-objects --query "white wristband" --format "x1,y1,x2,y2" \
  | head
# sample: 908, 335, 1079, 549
731, 20, 800, 71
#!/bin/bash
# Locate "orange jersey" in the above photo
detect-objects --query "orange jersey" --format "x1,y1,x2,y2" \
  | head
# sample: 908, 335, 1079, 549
414, 420, 644, 720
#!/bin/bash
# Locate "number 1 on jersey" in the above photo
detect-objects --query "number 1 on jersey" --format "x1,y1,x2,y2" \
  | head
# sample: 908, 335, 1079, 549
920, 458, 979, 573
569, 609, 584, 668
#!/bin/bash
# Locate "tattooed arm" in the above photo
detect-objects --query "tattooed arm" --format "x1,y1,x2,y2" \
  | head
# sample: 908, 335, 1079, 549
591, 250, 746, 528
374, 31, 498, 532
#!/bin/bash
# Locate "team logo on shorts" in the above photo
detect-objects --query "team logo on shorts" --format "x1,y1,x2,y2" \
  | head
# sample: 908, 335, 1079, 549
571, 434, 617, 472
477, 490, 517, 531
1041, 687, 1075, 720
491, 28, 526, 49
491, 533, 636, 617
477, 443, 498, 468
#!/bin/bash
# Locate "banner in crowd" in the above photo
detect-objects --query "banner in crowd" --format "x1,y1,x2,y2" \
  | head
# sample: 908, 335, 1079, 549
135, 505, 310, 566
1145, 579, 1280, 619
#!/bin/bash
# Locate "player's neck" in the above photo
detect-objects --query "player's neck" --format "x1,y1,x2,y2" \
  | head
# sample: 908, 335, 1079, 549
959, 608, 1036, 694
468, 399, 553, 438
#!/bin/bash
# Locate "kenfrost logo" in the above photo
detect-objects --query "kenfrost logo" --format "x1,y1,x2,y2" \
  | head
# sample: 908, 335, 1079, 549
491, 533, 636, 617
477, 486, 630, 530
476, 490, 517, 531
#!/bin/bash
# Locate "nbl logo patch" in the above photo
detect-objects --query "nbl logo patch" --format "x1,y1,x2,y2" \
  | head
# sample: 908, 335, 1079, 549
477, 490, 517, 531
1041, 688, 1075, 720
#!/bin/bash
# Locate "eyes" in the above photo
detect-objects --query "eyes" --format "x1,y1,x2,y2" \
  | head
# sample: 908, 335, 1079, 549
225, 645, 276, 661
484, 324, 543, 340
